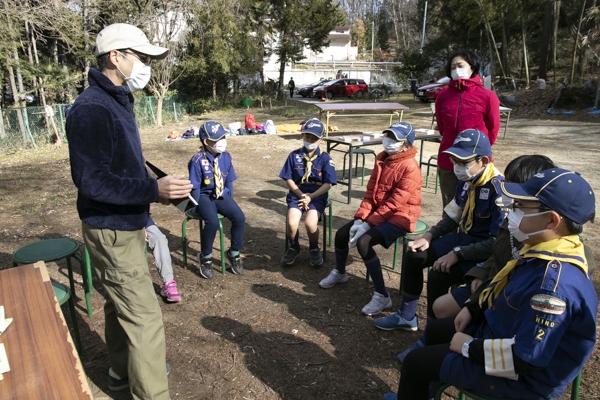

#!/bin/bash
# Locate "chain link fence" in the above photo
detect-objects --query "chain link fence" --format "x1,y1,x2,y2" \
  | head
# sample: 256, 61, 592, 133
0, 96, 191, 155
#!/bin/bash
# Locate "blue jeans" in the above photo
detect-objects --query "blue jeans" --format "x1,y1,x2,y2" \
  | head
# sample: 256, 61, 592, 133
195, 194, 245, 256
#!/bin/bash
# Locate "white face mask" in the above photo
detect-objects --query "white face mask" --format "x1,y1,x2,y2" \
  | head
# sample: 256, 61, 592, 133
451, 67, 471, 81
304, 140, 319, 151
117, 53, 152, 92
213, 139, 227, 154
382, 137, 403, 154
453, 164, 474, 181
507, 208, 551, 242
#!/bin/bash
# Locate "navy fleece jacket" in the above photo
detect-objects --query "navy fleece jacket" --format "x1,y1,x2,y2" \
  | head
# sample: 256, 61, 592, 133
66, 68, 158, 231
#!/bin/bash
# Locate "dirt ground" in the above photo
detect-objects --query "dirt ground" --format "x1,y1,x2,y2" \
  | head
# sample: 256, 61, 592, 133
0, 93, 599, 400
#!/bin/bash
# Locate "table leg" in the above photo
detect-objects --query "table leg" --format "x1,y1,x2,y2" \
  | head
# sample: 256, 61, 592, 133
503, 111, 511, 139
73, 253, 93, 317
418, 141, 425, 168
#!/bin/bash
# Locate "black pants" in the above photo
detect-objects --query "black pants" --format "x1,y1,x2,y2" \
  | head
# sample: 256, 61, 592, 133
397, 318, 456, 399
335, 220, 385, 261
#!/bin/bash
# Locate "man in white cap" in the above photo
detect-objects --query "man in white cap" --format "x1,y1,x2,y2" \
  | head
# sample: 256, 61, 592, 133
66, 23, 192, 400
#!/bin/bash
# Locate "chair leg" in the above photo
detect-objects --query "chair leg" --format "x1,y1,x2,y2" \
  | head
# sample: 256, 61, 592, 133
434, 167, 439, 194
328, 204, 333, 248
181, 217, 190, 269
399, 236, 409, 293
218, 219, 226, 275
434, 384, 451, 400
322, 210, 327, 262
571, 372, 581, 400
342, 153, 348, 181
65, 289, 82, 356
65, 257, 77, 308
360, 154, 366, 186
392, 238, 399, 270
425, 161, 431, 188
73, 253, 93, 317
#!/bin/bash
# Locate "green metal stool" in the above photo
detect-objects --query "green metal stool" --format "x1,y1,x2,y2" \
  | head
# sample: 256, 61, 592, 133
52, 281, 82, 356
181, 209, 226, 275
342, 148, 376, 186
434, 371, 582, 400
366, 219, 429, 281
12, 238, 93, 317
284, 197, 333, 261
423, 154, 439, 193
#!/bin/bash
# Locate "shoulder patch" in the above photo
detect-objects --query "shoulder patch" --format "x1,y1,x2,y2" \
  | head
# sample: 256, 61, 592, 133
329, 159, 335, 167
530, 294, 566, 315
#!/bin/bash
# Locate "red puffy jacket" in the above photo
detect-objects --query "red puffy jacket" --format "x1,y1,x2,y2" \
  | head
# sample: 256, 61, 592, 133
354, 147, 422, 232
434, 74, 500, 170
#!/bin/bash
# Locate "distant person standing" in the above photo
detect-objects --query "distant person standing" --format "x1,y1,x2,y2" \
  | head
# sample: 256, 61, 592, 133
435, 49, 500, 211
288, 77, 295, 98
66, 23, 192, 399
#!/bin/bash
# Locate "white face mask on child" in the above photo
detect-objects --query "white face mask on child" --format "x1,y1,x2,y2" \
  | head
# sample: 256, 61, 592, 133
507, 208, 551, 242
382, 137, 403, 154
213, 139, 227, 154
304, 141, 319, 151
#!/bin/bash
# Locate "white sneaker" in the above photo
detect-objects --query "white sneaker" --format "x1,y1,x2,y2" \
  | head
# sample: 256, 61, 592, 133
361, 292, 393, 316
319, 269, 349, 288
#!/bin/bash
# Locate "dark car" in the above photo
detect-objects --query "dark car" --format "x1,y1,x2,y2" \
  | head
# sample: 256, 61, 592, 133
312, 78, 369, 100
296, 79, 330, 97
415, 77, 450, 102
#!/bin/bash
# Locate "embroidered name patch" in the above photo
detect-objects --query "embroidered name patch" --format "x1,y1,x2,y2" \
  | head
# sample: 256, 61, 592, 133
530, 294, 566, 315
479, 188, 490, 200
534, 315, 559, 329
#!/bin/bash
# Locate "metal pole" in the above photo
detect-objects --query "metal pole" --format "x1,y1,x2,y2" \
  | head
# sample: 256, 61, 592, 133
420, 1, 428, 52
371, 20, 374, 60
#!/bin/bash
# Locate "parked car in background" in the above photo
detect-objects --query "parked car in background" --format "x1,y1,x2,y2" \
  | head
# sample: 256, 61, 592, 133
296, 79, 331, 97
415, 77, 450, 102
312, 78, 369, 99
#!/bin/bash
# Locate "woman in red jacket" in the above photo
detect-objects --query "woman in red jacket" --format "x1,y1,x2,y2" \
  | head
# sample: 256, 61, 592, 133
319, 122, 422, 316
435, 49, 500, 209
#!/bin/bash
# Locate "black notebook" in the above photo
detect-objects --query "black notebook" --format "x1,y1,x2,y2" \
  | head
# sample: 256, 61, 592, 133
145, 161, 197, 212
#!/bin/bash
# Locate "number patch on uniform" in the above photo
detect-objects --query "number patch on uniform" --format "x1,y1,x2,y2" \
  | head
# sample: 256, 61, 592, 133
535, 328, 545, 341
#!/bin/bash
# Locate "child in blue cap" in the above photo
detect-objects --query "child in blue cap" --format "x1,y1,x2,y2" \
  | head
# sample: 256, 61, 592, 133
188, 121, 245, 279
279, 118, 337, 266
384, 168, 597, 400
319, 122, 422, 316
374, 129, 505, 345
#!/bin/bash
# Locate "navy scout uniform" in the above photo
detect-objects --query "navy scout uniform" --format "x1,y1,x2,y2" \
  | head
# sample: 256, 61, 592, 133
279, 147, 337, 213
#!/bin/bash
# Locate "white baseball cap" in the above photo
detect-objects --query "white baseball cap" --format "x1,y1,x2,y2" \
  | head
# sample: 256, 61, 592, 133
94, 23, 169, 59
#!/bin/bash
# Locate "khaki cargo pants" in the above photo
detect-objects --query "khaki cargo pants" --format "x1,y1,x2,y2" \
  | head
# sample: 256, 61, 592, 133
83, 223, 169, 400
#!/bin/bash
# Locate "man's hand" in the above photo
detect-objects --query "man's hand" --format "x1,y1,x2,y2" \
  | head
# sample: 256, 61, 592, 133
407, 233, 433, 252
454, 307, 473, 332
450, 332, 473, 355
432, 251, 459, 273
157, 175, 192, 204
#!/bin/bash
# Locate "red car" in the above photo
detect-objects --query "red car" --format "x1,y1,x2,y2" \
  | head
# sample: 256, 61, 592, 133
312, 78, 369, 99
415, 77, 450, 102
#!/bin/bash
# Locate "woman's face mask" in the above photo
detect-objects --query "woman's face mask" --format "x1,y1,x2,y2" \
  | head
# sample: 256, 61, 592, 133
451, 68, 471, 81
382, 137, 404, 154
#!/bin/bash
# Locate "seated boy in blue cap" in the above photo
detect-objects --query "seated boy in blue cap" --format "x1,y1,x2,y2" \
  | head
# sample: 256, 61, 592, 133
279, 118, 336, 267
374, 130, 505, 348
384, 168, 597, 400
188, 121, 245, 279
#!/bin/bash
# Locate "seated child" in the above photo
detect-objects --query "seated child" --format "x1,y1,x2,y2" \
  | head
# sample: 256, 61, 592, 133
146, 215, 181, 302
373, 129, 504, 332
188, 121, 245, 279
319, 122, 422, 316
385, 168, 597, 400
279, 118, 336, 267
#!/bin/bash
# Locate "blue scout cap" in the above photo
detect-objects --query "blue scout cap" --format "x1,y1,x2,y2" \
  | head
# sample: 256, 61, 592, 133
500, 168, 595, 224
301, 118, 325, 138
443, 129, 492, 160
382, 122, 416, 145
199, 121, 227, 142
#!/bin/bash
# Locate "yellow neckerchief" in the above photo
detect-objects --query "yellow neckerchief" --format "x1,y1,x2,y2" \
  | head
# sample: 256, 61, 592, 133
301, 150, 319, 184
479, 235, 588, 308
213, 157, 224, 198
460, 163, 502, 232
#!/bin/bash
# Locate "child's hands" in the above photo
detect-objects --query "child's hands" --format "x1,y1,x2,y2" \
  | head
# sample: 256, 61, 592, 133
298, 193, 312, 211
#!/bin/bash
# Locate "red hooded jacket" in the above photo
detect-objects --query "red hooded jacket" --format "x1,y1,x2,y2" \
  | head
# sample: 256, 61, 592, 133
434, 74, 500, 170
354, 147, 422, 232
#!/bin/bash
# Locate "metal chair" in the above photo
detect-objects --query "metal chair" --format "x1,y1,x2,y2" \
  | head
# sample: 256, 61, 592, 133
12, 238, 93, 317
52, 281, 82, 356
423, 154, 439, 193
284, 196, 333, 261
434, 371, 582, 400
342, 148, 376, 186
181, 209, 227, 275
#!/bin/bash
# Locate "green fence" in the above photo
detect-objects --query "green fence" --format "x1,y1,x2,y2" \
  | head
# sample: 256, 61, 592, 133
0, 96, 190, 155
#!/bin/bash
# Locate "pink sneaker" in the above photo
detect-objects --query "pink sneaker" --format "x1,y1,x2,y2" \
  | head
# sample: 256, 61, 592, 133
160, 280, 182, 302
